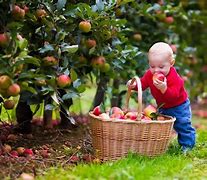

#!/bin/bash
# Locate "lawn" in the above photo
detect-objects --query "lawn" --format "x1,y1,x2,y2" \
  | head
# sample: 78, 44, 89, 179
37, 129, 207, 180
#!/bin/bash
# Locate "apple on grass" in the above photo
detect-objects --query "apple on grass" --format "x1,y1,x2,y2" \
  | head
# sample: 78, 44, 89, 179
10, 150, 19, 158
23, 148, 34, 157
16, 147, 25, 156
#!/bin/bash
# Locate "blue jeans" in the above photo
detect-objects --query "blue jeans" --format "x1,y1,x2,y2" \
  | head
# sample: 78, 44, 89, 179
159, 99, 196, 148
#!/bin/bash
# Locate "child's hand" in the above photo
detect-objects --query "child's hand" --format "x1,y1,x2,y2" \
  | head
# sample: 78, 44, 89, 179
126, 79, 137, 90
153, 78, 167, 94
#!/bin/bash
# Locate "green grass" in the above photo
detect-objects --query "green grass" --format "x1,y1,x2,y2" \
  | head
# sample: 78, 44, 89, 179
37, 130, 207, 180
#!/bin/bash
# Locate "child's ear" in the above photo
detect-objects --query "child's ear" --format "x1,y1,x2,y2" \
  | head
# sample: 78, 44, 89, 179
170, 58, 175, 66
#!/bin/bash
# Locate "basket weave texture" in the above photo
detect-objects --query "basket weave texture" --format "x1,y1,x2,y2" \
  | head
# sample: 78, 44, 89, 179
89, 76, 175, 161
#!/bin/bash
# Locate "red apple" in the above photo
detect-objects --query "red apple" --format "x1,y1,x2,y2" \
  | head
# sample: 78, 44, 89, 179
110, 107, 124, 115
91, 56, 106, 69
86, 39, 96, 48
43, 56, 58, 66
99, 113, 110, 119
70, 155, 80, 163
79, 21, 91, 33
16, 147, 25, 155
23, 148, 34, 156
10, 150, 19, 158
92, 105, 102, 116
0, 75, 12, 89
3, 144, 12, 153
56, 75, 71, 88
164, 16, 174, 24
7, 83, 21, 96
12, 5, 25, 19
110, 113, 125, 119
3, 100, 16, 110
39, 150, 49, 158
143, 105, 157, 118
36, 9, 47, 18
23, 5, 29, 13
0, 33, 10, 47
124, 112, 137, 120
153, 72, 165, 82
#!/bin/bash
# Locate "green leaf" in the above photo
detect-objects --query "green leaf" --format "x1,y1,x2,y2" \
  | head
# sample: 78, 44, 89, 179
77, 84, 86, 93
23, 86, 37, 94
89, 46, 96, 55
57, 0, 67, 10
73, 79, 81, 88
61, 44, 79, 53
39, 44, 54, 54
23, 56, 41, 66
18, 39, 28, 50
51, 93, 60, 105
70, 68, 78, 81
62, 92, 79, 100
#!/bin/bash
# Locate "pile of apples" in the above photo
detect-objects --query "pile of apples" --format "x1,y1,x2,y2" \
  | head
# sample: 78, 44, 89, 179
91, 104, 162, 121
0, 144, 34, 158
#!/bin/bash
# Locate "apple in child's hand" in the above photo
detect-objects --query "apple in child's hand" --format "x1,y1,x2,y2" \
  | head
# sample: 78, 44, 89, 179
143, 105, 157, 118
153, 73, 165, 82
99, 113, 110, 119
124, 112, 137, 120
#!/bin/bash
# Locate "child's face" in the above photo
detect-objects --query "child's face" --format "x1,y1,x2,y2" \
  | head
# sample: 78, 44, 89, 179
148, 53, 173, 76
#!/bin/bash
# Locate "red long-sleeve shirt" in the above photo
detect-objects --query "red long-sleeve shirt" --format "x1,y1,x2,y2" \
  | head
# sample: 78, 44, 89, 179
135, 67, 188, 109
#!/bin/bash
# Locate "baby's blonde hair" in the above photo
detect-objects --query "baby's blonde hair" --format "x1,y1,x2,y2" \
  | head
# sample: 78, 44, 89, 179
148, 42, 174, 62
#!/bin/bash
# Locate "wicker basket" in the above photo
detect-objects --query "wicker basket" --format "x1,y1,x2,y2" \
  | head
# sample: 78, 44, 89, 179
89, 76, 175, 161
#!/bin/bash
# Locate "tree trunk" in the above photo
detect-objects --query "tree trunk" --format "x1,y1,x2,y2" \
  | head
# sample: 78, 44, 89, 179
92, 74, 109, 109
58, 89, 75, 128
43, 96, 53, 129
111, 79, 120, 107
16, 96, 33, 134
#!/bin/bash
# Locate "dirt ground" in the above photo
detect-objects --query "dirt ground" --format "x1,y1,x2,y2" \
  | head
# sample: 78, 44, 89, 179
0, 115, 94, 180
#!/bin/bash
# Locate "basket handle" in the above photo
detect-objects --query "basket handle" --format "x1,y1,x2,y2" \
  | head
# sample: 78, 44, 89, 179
125, 76, 142, 121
